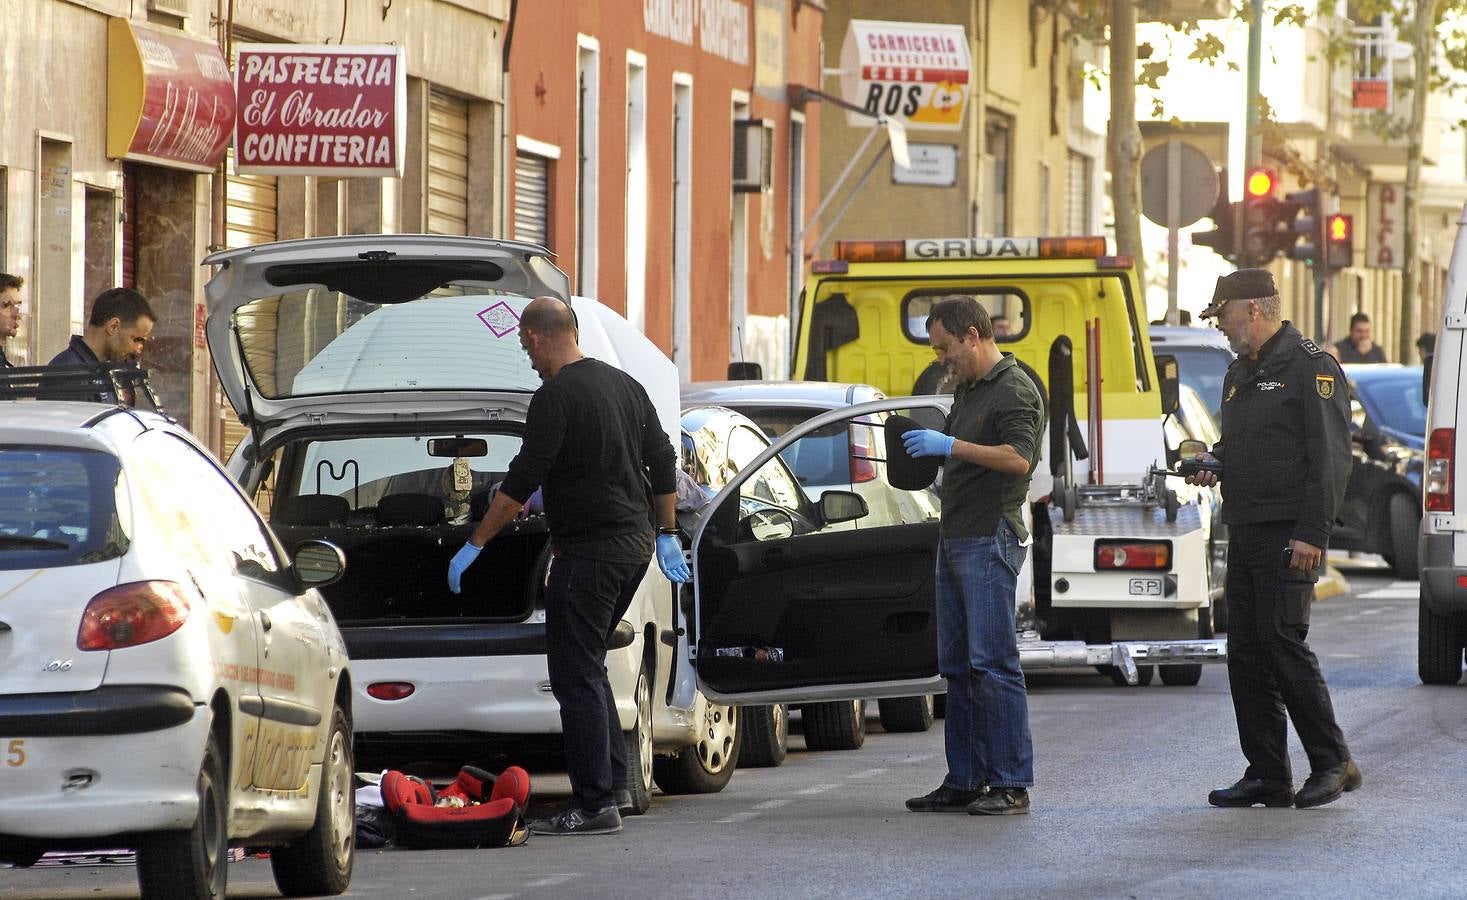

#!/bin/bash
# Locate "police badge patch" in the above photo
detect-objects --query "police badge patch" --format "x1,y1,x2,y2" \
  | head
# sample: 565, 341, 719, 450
1316, 374, 1335, 399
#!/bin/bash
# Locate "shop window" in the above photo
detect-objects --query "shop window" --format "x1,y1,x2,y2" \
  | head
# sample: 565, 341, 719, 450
982, 113, 1012, 236
576, 37, 600, 296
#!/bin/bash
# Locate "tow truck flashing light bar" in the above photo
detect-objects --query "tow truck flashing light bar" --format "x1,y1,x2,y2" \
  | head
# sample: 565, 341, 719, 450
814, 236, 1128, 273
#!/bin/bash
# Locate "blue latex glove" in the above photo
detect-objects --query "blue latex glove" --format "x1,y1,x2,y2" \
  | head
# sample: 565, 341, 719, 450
656, 533, 691, 583
447, 542, 482, 594
903, 428, 955, 459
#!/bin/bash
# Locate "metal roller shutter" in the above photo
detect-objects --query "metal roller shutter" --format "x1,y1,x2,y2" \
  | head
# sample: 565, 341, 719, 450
427, 89, 470, 236
514, 152, 549, 247
221, 150, 279, 460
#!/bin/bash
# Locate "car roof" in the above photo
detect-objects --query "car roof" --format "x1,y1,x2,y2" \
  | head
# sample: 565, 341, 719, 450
0, 401, 164, 451
1147, 325, 1231, 349
681, 380, 884, 408
1342, 362, 1421, 382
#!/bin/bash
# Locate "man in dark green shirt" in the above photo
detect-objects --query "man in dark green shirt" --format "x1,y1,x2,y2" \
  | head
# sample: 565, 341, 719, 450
901, 296, 1044, 816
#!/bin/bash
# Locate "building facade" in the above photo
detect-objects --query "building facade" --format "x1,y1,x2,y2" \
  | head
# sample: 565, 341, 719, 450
813, 2, 1106, 259
0, 0, 509, 457
507, 0, 824, 381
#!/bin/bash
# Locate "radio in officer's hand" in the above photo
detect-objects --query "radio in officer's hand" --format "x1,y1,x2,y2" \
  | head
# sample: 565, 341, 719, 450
1154, 457, 1223, 479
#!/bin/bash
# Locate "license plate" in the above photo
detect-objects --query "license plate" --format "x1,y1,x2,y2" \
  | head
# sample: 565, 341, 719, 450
4, 739, 26, 768
1128, 577, 1163, 596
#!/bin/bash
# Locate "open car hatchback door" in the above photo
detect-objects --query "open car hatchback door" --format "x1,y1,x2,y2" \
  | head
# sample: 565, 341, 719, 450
689, 396, 953, 704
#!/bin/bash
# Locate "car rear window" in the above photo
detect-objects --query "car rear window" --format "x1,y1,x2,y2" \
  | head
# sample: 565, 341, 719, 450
0, 447, 129, 570
734, 406, 861, 488
234, 290, 542, 400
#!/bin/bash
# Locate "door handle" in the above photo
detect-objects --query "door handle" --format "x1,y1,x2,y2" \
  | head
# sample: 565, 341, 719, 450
259, 611, 272, 632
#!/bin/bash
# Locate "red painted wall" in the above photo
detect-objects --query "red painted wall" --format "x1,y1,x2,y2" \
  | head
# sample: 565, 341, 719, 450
509, 0, 822, 379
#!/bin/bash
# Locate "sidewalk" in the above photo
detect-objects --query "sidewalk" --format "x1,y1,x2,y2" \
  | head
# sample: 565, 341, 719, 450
1315, 563, 1350, 600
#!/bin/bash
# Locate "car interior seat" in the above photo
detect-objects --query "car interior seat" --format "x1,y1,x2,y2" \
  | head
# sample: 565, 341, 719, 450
272, 493, 351, 526
376, 492, 446, 527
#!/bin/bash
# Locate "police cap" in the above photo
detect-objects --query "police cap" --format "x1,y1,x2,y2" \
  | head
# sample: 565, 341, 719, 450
1200, 268, 1276, 318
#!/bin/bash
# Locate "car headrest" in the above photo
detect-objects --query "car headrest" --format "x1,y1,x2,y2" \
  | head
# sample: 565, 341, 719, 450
272, 493, 350, 526
377, 493, 445, 527
490, 766, 531, 807
884, 414, 942, 492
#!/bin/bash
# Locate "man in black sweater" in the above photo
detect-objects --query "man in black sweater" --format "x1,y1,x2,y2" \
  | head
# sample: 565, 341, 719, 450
447, 296, 686, 836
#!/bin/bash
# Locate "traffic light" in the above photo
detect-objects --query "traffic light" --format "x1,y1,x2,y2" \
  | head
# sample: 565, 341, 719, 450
1241, 166, 1282, 267
1324, 213, 1353, 271
1281, 187, 1322, 266
1192, 168, 1238, 263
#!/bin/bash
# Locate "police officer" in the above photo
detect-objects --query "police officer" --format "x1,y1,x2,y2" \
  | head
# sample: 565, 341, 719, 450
1188, 268, 1362, 809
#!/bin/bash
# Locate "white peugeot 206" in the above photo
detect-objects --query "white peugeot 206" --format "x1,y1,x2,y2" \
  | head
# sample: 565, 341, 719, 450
0, 387, 355, 899
203, 235, 742, 811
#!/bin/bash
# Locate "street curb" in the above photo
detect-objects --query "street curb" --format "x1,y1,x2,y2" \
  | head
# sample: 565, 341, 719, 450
1314, 564, 1349, 601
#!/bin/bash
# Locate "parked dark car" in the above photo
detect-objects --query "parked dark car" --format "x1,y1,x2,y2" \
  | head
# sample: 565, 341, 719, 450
1333, 364, 1426, 579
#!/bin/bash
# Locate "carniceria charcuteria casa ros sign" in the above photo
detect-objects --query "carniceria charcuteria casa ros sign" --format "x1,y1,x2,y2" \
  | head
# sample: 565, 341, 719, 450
233, 44, 406, 177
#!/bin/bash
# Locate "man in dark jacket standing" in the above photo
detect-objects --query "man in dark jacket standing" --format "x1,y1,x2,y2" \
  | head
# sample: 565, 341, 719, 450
1188, 268, 1362, 810
446, 296, 686, 836
0, 273, 23, 368
48, 287, 156, 368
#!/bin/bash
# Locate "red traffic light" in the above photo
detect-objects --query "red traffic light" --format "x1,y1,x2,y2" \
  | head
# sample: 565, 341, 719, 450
1327, 213, 1351, 242
1245, 167, 1277, 199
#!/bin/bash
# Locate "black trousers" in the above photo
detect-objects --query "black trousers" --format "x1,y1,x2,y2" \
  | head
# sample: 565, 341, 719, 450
544, 552, 647, 811
1225, 522, 1350, 781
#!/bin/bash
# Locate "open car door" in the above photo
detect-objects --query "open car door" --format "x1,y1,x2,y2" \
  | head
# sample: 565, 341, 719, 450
689, 396, 952, 704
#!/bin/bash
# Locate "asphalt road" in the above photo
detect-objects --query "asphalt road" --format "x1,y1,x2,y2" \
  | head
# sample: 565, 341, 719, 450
7, 557, 1466, 899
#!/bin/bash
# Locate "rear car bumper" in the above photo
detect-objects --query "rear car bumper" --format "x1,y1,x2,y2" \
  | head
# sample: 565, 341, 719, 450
0, 704, 209, 838
1420, 534, 1467, 615
350, 645, 642, 736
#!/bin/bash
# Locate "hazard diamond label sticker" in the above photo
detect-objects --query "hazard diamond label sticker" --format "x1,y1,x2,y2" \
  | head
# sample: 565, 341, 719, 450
477, 301, 521, 337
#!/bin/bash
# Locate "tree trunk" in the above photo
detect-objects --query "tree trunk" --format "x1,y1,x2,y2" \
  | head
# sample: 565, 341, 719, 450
1400, 0, 1437, 362
1108, 0, 1147, 291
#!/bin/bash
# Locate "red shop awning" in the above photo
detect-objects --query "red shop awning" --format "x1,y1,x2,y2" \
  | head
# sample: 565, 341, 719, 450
108, 18, 235, 173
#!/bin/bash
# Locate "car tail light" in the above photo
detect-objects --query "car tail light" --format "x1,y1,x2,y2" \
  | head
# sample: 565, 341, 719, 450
1426, 428, 1454, 512
849, 426, 877, 484
77, 581, 192, 651
367, 682, 416, 701
1094, 541, 1171, 570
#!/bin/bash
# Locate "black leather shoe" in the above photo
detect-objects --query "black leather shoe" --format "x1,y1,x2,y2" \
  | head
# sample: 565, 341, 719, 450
1294, 759, 1362, 809
906, 784, 984, 812
967, 787, 1030, 816
1207, 777, 1295, 808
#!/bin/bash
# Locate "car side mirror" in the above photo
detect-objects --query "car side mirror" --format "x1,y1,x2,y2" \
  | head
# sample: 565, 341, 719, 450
1177, 438, 1208, 458
820, 489, 868, 525
293, 539, 346, 588
1154, 354, 1180, 416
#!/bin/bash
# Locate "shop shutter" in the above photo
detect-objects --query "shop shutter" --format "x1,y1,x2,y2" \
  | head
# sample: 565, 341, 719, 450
426, 89, 470, 236
514, 152, 549, 247
221, 150, 279, 460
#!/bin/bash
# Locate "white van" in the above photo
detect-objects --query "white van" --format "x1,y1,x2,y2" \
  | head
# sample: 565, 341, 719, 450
1419, 202, 1467, 685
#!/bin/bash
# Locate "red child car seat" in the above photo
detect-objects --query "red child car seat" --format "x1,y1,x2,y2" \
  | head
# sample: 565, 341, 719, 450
380, 765, 531, 849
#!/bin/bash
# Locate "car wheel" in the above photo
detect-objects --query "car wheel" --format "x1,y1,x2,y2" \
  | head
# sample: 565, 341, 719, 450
1418, 591, 1464, 685
1102, 665, 1154, 687
933, 692, 946, 718
737, 703, 788, 768
621, 664, 654, 814
270, 704, 354, 897
0, 842, 45, 868
1159, 665, 1203, 686
800, 699, 866, 750
878, 695, 935, 733
137, 728, 228, 900
652, 697, 739, 794
1389, 492, 1421, 580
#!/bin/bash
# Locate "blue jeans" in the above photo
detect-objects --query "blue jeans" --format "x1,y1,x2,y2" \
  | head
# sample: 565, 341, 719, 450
936, 525, 1034, 790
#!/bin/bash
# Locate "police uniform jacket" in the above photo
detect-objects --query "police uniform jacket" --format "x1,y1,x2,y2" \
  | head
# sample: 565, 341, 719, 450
1211, 321, 1351, 549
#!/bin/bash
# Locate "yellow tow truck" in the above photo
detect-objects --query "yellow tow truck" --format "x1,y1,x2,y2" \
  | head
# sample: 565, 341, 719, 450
792, 235, 1225, 685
